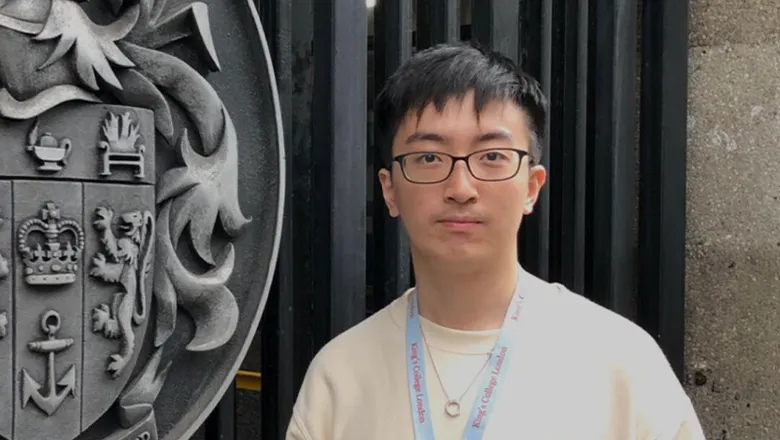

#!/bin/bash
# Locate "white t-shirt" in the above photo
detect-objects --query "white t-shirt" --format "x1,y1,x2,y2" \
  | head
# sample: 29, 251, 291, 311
286, 270, 706, 439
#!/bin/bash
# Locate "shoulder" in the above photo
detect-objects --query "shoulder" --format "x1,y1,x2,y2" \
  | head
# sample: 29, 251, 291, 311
299, 301, 396, 392
530, 279, 661, 362
529, 280, 704, 438
286, 297, 405, 438
307, 295, 404, 377
532, 281, 674, 388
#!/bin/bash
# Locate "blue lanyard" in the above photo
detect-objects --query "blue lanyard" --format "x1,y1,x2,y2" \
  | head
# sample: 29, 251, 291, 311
405, 272, 525, 440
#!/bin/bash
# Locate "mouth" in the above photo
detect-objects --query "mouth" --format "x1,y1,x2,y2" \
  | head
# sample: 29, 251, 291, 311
437, 217, 483, 231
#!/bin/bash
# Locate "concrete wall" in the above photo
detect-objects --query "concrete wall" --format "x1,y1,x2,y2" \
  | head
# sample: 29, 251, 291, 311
686, 1, 780, 438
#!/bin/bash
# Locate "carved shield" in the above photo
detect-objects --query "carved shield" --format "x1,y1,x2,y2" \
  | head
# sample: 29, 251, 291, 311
0, 105, 156, 440
0, 1, 284, 440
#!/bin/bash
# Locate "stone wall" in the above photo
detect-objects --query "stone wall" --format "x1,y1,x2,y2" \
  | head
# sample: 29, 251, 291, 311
686, 1, 780, 438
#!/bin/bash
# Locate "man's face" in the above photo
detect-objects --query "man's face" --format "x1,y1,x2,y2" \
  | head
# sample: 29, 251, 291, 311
378, 91, 547, 264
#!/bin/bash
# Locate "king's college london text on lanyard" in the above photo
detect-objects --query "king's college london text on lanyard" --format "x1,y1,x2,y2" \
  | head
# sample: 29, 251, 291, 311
405, 273, 525, 440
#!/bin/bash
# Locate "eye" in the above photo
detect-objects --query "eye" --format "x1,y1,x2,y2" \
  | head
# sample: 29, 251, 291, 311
480, 150, 510, 162
413, 153, 443, 164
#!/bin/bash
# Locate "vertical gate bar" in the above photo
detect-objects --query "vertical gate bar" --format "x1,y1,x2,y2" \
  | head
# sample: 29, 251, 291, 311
416, 0, 460, 49
538, 0, 552, 282
518, 0, 542, 75
545, 0, 567, 284
313, 0, 368, 340
204, 384, 236, 440
638, 0, 688, 380
573, 0, 588, 295
256, 0, 320, 401
284, 0, 318, 395
554, 0, 586, 291
584, 0, 596, 299
258, 0, 297, 438
373, 0, 413, 310
516, 0, 539, 274
470, 0, 519, 59
517, 0, 551, 280
590, 0, 638, 318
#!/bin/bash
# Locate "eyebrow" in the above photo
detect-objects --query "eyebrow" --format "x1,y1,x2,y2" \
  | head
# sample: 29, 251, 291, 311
405, 131, 447, 144
476, 130, 514, 143
404, 130, 515, 145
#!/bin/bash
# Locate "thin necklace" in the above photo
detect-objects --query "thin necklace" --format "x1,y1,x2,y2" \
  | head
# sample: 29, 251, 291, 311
419, 324, 492, 418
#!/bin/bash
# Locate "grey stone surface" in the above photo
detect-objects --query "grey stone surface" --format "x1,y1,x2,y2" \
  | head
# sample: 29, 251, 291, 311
690, 0, 780, 47
82, 183, 155, 429
686, 41, 780, 439
0, 105, 156, 184
13, 184, 84, 440
0, 183, 11, 440
0, 0, 284, 439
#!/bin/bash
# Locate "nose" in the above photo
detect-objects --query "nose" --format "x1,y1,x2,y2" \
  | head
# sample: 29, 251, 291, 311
443, 160, 478, 204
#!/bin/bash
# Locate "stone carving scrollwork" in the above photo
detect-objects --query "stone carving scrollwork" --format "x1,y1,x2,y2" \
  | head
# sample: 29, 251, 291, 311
0, 0, 281, 438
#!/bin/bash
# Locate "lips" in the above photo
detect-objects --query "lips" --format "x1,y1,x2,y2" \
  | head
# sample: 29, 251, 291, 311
437, 216, 482, 231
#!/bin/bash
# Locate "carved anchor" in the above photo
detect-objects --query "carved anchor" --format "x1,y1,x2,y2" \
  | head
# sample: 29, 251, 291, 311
21, 310, 77, 416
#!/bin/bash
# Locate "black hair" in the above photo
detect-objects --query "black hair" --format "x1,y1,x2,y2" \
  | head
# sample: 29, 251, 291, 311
375, 41, 547, 166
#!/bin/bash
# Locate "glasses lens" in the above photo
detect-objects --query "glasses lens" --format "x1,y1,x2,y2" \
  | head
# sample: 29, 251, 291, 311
401, 152, 453, 183
467, 149, 522, 181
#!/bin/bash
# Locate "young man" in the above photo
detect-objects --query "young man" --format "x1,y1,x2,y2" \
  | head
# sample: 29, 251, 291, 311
286, 42, 705, 440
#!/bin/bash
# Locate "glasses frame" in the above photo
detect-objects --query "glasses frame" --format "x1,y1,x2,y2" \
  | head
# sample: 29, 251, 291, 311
392, 148, 531, 184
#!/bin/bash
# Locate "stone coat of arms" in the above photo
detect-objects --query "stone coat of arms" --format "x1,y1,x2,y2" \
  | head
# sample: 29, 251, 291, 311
0, 0, 284, 439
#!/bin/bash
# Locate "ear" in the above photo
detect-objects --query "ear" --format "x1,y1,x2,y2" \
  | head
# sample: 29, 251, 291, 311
378, 168, 400, 218
523, 164, 547, 214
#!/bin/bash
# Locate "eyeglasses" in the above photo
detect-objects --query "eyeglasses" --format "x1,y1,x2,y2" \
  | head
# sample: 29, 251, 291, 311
392, 148, 530, 184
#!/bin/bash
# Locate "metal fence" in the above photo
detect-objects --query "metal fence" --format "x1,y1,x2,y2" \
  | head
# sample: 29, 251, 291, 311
199, 0, 690, 438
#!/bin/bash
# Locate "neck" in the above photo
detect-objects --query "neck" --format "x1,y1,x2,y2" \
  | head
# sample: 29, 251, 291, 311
412, 255, 519, 331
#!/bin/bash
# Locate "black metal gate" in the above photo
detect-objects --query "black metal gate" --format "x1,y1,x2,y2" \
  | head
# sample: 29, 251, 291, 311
198, 0, 690, 438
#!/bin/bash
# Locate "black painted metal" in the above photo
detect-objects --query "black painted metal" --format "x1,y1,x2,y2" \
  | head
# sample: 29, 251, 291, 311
285, 0, 318, 395
589, 0, 638, 319
516, 0, 551, 281
572, 0, 589, 296
545, 0, 588, 294
371, 0, 413, 311
312, 0, 368, 339
546, 0, 568, 285
416, 0, 460, 48
246, 0, 691, 437
204, 386, 236, 440
638, 0, 689, 380
470, 0, 519, 57
258, 0, 297, 438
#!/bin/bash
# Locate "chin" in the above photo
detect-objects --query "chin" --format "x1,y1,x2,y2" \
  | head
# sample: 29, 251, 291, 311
433, 244, 490, 265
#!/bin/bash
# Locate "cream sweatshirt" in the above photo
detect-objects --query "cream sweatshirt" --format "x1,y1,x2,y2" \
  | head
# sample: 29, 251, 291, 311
286, 270, 706, 439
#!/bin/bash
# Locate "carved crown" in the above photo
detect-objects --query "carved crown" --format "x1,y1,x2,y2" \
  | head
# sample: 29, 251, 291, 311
17, 202, 85, 286
100, 112, 145, 154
